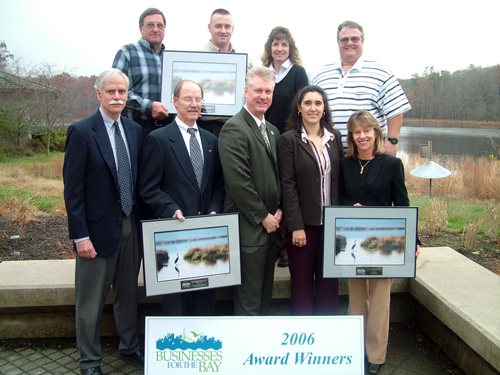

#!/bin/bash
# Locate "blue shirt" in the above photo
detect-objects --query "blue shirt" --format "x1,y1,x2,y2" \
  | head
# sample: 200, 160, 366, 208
112, 38, 165, 121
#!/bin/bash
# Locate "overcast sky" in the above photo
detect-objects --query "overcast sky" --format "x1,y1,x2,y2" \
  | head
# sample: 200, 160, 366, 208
1, 0, 498, 80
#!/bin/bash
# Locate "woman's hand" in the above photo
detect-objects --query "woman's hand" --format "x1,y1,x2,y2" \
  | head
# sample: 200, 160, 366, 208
292, 229, 307, 247
416, 244, 421, 258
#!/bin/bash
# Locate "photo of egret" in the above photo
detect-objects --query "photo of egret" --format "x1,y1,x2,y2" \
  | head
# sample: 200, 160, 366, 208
154, 226, 230, 282
171, 61, 237, 105
334, 218, 406, 266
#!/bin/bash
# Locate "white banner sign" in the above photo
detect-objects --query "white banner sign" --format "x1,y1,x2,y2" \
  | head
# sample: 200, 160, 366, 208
145, 316, 364, 374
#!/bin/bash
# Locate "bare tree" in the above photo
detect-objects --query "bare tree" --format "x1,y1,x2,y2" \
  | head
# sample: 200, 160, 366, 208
29, 63, 69, 156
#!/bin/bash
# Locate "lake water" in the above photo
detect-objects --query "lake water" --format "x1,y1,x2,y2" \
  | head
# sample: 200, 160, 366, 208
155, 227, 230, 282
399, 126, 500, 158
335, 224, 406, 266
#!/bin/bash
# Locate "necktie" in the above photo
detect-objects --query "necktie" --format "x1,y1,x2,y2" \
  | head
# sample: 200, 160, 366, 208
260, 122, 271, 151
114, 121, 133, 216
187, 127, 203, 187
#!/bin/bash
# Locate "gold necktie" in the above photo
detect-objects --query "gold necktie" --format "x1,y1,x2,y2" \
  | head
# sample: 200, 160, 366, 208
260, 122, 271, 151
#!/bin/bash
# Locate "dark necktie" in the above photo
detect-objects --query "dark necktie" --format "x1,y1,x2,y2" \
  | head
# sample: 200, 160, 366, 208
187, 127, 203, 188
114, 121, 133, 216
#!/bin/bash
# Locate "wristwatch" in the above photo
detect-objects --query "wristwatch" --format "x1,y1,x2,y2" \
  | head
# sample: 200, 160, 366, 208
388, 137, 399, 144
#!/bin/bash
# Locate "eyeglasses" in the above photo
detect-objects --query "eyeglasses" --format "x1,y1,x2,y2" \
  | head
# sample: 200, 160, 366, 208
180, 97, 203, 104
339, 36, 362, 44
143, 22, 165, 30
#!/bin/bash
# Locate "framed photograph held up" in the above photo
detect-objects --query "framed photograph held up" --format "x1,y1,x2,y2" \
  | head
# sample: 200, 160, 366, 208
323, 206, 418, 278
161, 50, 248, 117
142, 213, 241, 296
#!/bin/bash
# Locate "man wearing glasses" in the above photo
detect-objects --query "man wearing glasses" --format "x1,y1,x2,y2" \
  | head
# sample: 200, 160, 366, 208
312, 20, 411, 155
138, 80, 224, 316
113, 8, 172, 139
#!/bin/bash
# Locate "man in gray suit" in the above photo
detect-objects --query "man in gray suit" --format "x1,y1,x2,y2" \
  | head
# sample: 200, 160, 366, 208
219, 66, 282, 316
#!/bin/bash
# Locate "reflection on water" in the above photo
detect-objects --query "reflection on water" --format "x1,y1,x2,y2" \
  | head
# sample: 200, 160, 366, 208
334, 226, 405, 266
154, 227, 230, 282
399, 126, 499, 158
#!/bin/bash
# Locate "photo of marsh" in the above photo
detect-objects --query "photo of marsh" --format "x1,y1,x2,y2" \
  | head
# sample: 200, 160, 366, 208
171, 61, 237, 105
334, 218, 406, 266
154, 226, 230, 282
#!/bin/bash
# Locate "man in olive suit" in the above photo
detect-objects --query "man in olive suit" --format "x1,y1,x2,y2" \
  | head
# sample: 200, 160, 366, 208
219, 66, 282, 316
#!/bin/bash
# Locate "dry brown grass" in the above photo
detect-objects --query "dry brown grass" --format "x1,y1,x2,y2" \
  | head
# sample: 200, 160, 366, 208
419, 199, 448, 236
462, 219, 484, 249
0, 154, 65, 215
403, 154, 500, 200
485, 201, 500, 239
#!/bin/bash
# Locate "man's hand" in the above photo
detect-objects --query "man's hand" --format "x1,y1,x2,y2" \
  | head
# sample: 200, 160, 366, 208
76, 239, 97, 259
262, 213, 279, 233
384, 141, 398, 156
274, 208, 283, 223
173, 210, 186, 222
151, 101, 169, 120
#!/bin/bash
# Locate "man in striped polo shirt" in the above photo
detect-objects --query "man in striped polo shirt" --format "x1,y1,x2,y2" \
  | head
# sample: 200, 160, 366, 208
312, 20, 411, 155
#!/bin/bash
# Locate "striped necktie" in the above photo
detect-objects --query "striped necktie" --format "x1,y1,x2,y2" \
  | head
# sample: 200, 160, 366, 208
187, 127, 203, 187
114, 121, 133, 216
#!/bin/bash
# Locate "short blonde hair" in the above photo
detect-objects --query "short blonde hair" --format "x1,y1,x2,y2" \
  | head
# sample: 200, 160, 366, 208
245, 66, 276, 87
346, 110, 385, 159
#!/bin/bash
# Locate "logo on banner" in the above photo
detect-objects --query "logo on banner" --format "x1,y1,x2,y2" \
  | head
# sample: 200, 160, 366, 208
155, 326, 223, 372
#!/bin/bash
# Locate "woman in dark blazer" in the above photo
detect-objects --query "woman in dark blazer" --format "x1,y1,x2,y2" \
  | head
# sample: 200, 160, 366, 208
339, 110, 420, 375
278, 85, 343, 315
262, 26, 309, 268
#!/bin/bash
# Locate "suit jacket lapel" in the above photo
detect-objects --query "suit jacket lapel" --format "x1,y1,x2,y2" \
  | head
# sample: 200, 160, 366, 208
266, 120, 278, 160
170, 122, 200, 190
92, 112, 119, 190
242, 109, 272, 156
296, 132, 317, 163
200, 131, 214, 191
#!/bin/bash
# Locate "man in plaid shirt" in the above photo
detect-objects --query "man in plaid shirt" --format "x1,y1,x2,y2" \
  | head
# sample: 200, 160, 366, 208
113, 8, 172, 138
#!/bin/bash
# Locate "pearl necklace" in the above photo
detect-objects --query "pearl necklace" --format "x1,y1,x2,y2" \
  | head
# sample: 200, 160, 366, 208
358, 158, 373, 174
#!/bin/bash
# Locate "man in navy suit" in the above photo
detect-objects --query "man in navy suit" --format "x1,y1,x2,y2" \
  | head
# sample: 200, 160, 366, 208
63, 69, 143, 375
139, 80, 224, 315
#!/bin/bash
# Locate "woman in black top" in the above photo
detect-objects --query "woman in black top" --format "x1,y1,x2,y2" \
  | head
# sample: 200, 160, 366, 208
339, 110, 420, 375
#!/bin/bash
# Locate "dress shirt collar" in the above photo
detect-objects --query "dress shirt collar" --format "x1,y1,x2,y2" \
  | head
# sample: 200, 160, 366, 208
139, 37, 165, 54
300, 125, 336, 145
99, 108, 121, 131
244, 105, 267, 127
175, 117, 199, 133
269, 58, 293, 83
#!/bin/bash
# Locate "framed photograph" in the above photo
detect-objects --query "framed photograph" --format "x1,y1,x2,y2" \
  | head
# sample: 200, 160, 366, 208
161, 50, 248, 117
323, 206, 418, 278
142, 213, 241, 296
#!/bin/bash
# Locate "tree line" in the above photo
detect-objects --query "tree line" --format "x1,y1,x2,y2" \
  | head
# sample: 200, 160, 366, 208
0, 42, 98, 156
2, 40, 500, 157
400, 65, 500, 122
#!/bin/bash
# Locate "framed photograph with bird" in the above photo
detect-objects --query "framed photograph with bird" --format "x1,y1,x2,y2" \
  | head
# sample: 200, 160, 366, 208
323, 206, 418, 278
142, 213, 241, 296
